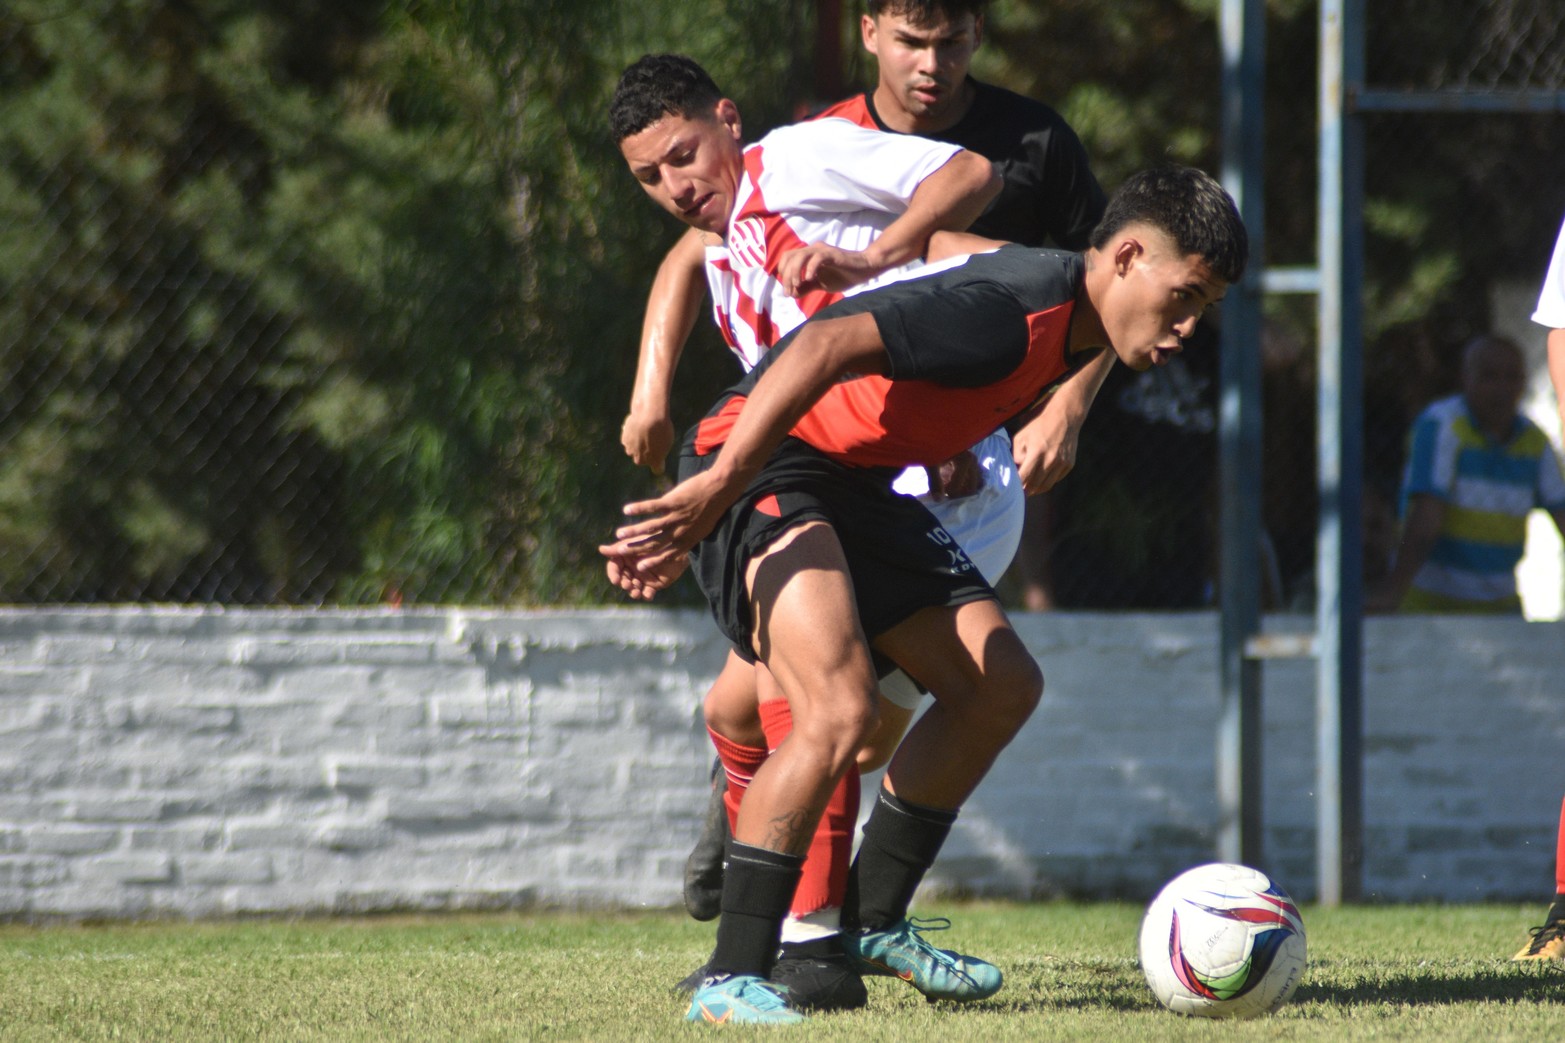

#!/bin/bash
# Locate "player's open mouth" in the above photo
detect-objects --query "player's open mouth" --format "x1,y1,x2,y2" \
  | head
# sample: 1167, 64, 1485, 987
684, 194, 715, 220
1152, 346, 1180, 366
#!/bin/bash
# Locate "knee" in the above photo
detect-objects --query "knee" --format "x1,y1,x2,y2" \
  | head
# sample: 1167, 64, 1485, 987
855, 699, 915, 773
702, 683, 764, 748
967, 645, 1044, 734
793, 693, 879, 775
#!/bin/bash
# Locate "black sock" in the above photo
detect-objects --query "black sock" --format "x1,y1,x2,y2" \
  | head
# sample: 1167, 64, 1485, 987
708, 841, 804, 980
778, 936, 843, 960
844, 788, 958, 933
1547, 893, 1565, 924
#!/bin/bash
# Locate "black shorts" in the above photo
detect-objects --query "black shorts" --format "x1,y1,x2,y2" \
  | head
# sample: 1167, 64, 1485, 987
679, 436, 996, 662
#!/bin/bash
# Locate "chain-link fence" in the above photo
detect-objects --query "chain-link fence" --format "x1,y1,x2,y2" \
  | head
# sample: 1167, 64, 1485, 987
2, 2, 1561, 609
1035, 0, 1565, 615
0, 3, 689, 607
1351, 0, 1565, 617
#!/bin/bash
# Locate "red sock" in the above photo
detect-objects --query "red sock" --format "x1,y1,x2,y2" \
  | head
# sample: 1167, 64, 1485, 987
707, 727, 768, 834
758, 699, 859, 920
1554, 796, 1565, 895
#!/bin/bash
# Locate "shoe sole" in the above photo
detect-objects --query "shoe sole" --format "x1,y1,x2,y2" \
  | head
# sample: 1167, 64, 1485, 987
682, 763, 727, 922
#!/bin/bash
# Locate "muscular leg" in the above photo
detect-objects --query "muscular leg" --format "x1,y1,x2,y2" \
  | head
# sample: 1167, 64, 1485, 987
708, 521, 879, 982
846, 599, 1042, 933
734, 522, 879, 855
874, 598, 1042, 809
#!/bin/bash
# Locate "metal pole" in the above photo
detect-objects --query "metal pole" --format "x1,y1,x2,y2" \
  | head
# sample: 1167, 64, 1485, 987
1316, 0, 1365, 906
814, 0, 844, 103
1216, 0, 1266, 870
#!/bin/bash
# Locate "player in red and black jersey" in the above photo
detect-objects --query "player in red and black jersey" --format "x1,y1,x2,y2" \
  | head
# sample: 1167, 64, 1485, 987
627, 5, 1115, 1007
603, 165, 1247, 1025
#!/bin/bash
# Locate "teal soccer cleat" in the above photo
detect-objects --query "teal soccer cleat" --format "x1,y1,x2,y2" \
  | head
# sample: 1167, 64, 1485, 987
842, 916, 1003, 1001
685, 973, 805, 1025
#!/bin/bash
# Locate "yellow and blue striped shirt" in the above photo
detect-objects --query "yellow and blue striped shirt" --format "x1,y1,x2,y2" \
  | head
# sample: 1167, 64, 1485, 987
1399, 395, 1565, 611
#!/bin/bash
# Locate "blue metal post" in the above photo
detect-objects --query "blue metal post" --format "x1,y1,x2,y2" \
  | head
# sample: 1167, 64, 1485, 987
1316, 0, 1366, 906
1217, 0, 1266, 870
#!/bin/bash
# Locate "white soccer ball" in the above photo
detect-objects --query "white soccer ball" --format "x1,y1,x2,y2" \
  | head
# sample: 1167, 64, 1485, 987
1138, 862, 1307, 1019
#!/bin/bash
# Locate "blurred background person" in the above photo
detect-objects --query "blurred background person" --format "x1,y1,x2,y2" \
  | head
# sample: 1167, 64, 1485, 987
1369, 334, 1565, 613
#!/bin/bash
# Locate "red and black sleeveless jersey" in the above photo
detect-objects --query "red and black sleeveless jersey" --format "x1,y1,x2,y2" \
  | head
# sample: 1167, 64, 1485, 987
693, 245, 1088, 469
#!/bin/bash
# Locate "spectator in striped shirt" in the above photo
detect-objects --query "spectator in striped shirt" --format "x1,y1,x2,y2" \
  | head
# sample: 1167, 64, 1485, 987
1369, 334, 1565, 613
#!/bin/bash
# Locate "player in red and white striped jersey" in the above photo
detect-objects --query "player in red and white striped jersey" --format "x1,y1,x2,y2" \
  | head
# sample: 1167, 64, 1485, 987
701, 115, 974, 371
614, 52, 1016, 1009
614, 13, 1107, 1007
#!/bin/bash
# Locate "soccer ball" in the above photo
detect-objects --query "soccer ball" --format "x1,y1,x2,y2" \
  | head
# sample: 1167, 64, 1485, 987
1138, 862, 1306, 1019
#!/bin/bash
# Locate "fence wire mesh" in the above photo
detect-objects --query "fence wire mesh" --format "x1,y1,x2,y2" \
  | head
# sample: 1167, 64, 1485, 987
1369, 0, 1565, 90
1347, 0, 1565, 615
1, 3, 1562, 608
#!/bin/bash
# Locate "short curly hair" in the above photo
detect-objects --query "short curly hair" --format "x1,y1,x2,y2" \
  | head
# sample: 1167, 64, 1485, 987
1091, 166, 1249, 285
609, 54, 723, 144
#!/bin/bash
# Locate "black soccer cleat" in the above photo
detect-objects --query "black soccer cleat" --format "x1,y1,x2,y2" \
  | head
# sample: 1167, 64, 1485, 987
682, 757, 728, 922
770, 939, 869, 1011
674, 960, 713, 994
673, 943, 868, 1011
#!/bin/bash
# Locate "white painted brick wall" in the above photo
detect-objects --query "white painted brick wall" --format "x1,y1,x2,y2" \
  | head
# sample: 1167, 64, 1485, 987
0, 607, 1558, 919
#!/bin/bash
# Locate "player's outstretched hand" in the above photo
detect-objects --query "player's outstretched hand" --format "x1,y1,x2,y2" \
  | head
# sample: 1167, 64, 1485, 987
604, 550, 688, 600
598, 470, 731, 595
776, 244, 883, 297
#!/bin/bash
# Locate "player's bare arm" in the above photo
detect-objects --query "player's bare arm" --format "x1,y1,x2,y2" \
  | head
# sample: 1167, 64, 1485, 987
1010, 347, 1116, 494
622, 226, 710, 474
1548, 327, 1565, 438
600, 312, 890, 574
925, 229, 1006, 263
776, 150, 999, 297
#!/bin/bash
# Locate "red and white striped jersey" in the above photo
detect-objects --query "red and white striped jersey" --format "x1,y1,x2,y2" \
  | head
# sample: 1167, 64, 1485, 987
704, 117, 964, 370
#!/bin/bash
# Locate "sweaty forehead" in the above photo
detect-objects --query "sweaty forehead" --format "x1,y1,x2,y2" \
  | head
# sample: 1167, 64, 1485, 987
620, 114, 695, 167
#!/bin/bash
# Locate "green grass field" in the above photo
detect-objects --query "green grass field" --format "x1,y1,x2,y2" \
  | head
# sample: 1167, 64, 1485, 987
1, 902, 1559, 1041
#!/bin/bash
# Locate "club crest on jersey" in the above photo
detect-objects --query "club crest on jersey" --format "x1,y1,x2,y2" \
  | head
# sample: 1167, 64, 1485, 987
728, 215, 769, 269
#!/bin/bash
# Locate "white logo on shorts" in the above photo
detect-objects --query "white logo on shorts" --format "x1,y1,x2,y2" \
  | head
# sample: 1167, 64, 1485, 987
925, 525, 976, 574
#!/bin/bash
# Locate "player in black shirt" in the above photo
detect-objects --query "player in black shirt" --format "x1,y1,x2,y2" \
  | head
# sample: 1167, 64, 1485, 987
631, 1, 1118, 1013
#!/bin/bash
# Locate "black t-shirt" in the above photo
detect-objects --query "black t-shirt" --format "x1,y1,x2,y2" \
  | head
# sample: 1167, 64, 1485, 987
822, 80, 1107, 249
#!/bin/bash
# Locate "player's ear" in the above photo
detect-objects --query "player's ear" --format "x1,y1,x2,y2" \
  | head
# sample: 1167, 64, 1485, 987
715, 98, 742, 141
972, 13, 985, 49
861, 13, 879, 54
1112, 235, 1143, 277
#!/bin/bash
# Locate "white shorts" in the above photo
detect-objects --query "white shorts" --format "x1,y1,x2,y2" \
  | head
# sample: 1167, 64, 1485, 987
881, 429, 1024, 710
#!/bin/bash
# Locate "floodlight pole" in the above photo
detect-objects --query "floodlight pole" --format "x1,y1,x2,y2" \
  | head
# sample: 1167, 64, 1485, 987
1316, 0, 1366, 905
1216, 0, 1266, 870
